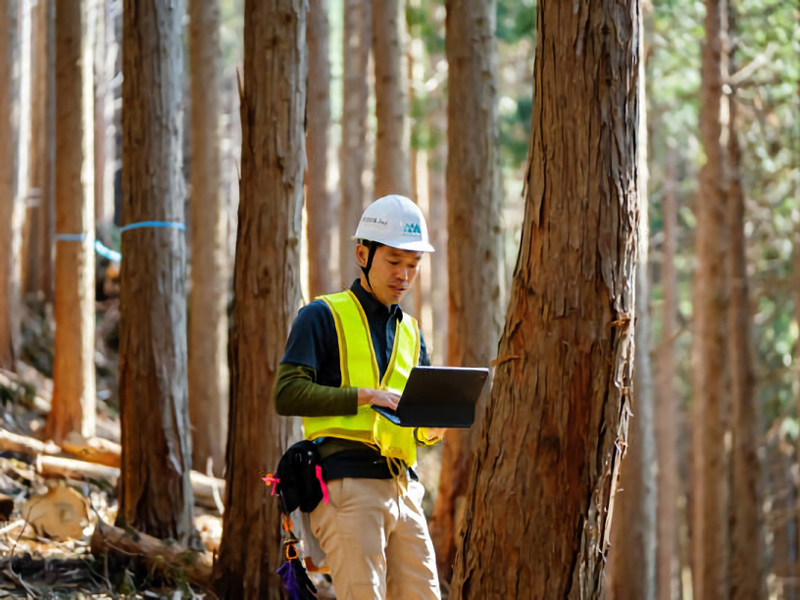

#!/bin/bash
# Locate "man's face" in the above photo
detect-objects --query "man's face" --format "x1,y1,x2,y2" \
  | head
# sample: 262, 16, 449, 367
356, 244, 422, 306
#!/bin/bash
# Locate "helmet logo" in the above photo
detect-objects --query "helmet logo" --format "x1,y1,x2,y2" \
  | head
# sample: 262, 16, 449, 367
363, 216, 388, 226
402, 223, 421, 235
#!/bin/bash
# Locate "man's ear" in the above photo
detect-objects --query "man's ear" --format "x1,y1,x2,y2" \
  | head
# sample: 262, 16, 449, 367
355, 244, 368, 268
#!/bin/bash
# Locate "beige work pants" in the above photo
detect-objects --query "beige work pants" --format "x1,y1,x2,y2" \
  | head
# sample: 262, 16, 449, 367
309, 477, 441, 600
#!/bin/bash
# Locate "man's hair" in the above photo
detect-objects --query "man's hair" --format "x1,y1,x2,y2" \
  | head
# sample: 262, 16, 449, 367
357, 239, 384, 249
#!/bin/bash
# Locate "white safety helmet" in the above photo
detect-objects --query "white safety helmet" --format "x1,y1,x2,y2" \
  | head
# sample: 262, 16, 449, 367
353, 195, 435, 253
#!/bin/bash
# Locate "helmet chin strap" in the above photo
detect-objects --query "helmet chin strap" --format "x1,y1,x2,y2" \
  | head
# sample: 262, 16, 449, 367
360, 241, 380, 293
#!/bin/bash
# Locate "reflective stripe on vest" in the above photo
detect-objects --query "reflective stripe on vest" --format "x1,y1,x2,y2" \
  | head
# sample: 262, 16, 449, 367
302, 290, 421, 465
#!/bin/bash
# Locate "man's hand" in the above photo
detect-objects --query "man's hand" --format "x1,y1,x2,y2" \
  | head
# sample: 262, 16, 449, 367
357, 389, 401, 411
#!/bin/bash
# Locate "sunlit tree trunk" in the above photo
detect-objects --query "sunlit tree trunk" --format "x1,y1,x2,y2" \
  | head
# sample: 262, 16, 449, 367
306, 0, 333, 298
339, 0, 370, 287
727, 45, 763, 600
46, 0, 96, 443
0, 1, 18, 371
212, 0, 306, 597
118, 0, 193, 542
692, 0, 730, 597
93, 0, 109, 225
188, 0, 228, 479
609, 10, 656, 596
430, 0, 504, 583
16, 0, 32, 300
657, 149, 680, 600
449, 1, 640, 597
371, 0, 410, 198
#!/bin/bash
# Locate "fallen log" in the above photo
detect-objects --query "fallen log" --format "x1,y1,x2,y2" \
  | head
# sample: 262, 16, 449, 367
60, 433, 121, 468
90, 519, 213, 586
0, 428, 61, 456
34, 455, 225, 512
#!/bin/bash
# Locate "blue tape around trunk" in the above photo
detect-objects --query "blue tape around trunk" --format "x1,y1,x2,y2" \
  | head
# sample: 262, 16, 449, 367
54, 233, 89, 242
120, 221, 185, 233
94, 241, 121, 263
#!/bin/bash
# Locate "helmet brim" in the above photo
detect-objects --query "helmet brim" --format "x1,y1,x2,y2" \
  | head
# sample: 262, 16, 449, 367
353, 236, 435, 253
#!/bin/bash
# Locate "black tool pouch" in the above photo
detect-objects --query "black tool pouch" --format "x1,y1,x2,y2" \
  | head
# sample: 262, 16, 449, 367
274, 440, 325, 514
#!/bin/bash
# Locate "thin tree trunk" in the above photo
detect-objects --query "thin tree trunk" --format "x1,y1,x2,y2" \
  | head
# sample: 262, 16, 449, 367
609, 10, 656, 595
93, 0, 108, 225
339, 0, 370, 287
188, 0, 228, 479
212, 1, 306, 597
727, 55, 762, 600
0, 1, 18, 371
17, 0, 32, 300
430, 0, 504, 584
449, 1, 640, 597
26, 0, 54, 301
306, 0, 333, 298
771, 443, 797, 600
118, 0, 193, 543
657, 149, 680, 600
427, 89, 447, 365
371, 0, 410, 198
46, 0, 96, 443
692, 0, 730, 597
103, 0, 118, 229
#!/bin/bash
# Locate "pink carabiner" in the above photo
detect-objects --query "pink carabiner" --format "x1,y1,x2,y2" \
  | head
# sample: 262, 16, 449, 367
262, 474, 280, 496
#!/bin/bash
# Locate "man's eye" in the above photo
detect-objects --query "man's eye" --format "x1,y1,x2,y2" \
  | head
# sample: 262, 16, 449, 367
388, 261, 399, 266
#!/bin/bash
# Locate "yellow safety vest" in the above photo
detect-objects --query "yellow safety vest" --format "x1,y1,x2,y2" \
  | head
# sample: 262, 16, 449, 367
303, 290, 421, 465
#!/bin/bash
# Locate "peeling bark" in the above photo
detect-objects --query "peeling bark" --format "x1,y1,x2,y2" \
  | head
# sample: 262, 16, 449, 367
118, 0, 193, 543
211, 0, 306, 597
449, 1, 640, 597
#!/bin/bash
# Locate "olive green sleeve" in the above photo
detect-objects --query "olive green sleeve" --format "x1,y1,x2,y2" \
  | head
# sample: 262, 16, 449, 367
273, 363, 359, 417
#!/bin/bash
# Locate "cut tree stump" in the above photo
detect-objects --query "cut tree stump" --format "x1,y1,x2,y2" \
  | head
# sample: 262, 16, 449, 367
90, 519, 213, 586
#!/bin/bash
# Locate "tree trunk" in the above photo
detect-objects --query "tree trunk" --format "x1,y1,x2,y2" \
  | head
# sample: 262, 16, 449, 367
771, 443, 798, 600
609, 9, 656, 594
16, 0, 32, 300
429, 0, 503, 584
0, 1, 19, 370
339, 0, 370, 287
31, 0, 55, 301
426, 44, 447, 364
93, 0, 108, 225
46, 0, 96, 443
727, 72, 762, 600
103, 0, 118, 229
188, 0, 228, 479
118, 0, 193, 543
692, 0, 729, 597
449, 1, 640, 597
371, 0, 410, 198
306, 0, 333, 298
656, 149, 680, 600
211, 1, 306, 597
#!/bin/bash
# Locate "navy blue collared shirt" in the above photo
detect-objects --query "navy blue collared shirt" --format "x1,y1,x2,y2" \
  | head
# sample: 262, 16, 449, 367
281, 280, 430, 385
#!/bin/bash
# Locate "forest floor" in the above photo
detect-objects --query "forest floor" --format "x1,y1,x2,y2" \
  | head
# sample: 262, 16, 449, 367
0, 363, 225, 598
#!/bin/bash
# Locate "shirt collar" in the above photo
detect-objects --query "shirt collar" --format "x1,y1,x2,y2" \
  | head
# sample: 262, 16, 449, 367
350, 279, 404, 322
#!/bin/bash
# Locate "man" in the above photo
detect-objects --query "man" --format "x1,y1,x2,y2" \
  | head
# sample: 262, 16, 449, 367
274, 194, 442, 600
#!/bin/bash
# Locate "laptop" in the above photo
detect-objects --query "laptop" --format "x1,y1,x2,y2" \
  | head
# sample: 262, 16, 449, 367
371, 366, 490, 428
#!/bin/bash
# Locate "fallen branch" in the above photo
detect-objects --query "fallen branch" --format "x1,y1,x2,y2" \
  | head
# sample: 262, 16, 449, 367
0, 429, 61, 457
59, 435, 121, 468
90, 519, 212, 587
34, 455, 225, 512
